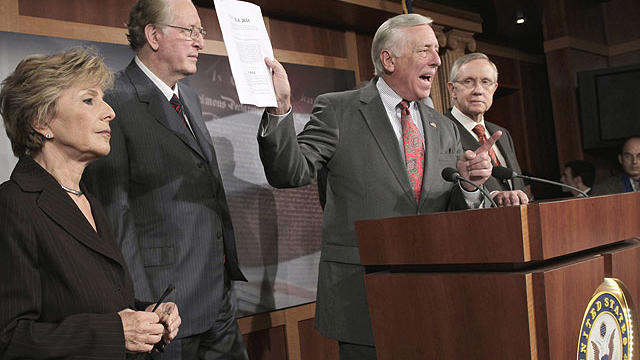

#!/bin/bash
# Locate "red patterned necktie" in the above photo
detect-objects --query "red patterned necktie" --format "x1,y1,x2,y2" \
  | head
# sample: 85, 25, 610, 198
472, 124, 500, 166
399, 100, 424, 203
170, 94, 190, 130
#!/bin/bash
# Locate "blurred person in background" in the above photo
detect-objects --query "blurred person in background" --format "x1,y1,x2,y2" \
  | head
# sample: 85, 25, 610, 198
593, 136, 640, 195
560, 160, 595, 197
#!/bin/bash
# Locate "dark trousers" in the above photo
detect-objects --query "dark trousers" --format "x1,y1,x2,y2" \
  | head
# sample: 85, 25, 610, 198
339, 341, 377, 360
153, 280, 248, 360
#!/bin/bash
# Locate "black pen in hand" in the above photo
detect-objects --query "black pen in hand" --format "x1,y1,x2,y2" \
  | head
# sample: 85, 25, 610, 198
150, 284, 175, 353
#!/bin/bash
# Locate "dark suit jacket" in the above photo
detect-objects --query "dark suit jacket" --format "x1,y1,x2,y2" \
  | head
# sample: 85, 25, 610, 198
84, 60, 245, 338
445, 110, 525, 192
0, 156, 140, 359
258, 80, 469, 345
592, 175, 628, 195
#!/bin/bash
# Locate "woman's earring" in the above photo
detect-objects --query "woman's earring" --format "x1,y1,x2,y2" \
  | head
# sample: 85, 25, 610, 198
45, 133, 52, 139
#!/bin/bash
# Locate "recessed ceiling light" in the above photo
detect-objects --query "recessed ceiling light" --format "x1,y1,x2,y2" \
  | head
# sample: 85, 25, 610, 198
515, 16, 526, 24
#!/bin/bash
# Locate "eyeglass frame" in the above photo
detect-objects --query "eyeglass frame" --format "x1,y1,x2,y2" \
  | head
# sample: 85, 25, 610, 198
158, 24, 207, 40
451, 77, 498, 90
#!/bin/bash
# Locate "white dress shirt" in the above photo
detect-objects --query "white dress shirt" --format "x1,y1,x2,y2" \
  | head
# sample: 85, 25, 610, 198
135, 56, 194, 134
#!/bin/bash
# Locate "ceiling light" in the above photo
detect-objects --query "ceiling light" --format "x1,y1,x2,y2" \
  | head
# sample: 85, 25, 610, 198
516, 16, 526, 24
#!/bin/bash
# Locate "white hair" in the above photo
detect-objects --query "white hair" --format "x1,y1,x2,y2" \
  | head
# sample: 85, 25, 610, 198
371, 13, 433, 77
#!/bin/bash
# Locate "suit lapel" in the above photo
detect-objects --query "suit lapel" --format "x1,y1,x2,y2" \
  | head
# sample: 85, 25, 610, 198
14, 158, 124, 264
447, 111, 482, 152
38, 190, 125, 263
459, 122, 482, 150
125, 61, 206, 161
181, 88, 214, 163
358, 83, 414, 202
486, 122, 515, 169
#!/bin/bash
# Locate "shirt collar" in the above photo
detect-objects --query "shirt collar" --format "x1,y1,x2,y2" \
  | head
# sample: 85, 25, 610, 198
376, 77, 405, 111
452, 105, 486, 133
134, 56, 180, 101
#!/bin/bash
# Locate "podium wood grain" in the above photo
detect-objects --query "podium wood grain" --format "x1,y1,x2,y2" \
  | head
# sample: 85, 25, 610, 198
365, 256, 605, 359
356, 192, 640, 265
357, 193, 640, 359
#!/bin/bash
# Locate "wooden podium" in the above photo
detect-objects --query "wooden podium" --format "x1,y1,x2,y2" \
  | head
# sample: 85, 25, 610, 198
355, 192, 640, 359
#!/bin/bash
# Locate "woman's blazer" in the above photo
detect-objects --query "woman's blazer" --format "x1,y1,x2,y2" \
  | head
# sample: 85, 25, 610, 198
0, 156, 140, 359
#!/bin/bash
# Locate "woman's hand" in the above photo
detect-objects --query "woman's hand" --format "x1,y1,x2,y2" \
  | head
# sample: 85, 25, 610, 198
146, 302, 181, 344
117, 309, 165, 352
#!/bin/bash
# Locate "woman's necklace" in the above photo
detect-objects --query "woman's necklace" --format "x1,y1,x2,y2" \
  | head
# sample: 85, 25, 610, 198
60, 184, 83, 196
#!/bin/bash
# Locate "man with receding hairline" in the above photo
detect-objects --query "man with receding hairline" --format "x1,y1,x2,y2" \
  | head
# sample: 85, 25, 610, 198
84, 0, 248, 358
593, 136, 640, 195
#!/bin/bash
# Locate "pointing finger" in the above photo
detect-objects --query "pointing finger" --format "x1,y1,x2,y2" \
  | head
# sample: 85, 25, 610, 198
475, 130, 502, 155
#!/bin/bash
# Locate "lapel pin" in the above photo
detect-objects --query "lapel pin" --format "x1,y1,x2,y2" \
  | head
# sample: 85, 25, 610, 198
429, 122, 437, 128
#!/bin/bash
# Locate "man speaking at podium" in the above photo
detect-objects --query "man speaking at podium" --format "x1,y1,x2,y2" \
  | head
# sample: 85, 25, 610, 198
260, 13, 520, 360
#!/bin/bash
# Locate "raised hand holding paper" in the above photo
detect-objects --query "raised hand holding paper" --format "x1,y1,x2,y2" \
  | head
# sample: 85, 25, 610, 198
215, 0, 277, 107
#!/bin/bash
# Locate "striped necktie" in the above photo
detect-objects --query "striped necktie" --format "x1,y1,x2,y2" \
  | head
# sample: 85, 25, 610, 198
472, 124, 500, 166
170, 94, 190, 131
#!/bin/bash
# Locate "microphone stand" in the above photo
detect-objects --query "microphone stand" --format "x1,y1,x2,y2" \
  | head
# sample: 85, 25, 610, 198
515, 174, 589, 198
456, 176, 499, 208
442, 167, 499, 208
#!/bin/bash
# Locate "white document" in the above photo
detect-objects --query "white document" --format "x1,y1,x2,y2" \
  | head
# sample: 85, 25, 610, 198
215, 0, 277, 107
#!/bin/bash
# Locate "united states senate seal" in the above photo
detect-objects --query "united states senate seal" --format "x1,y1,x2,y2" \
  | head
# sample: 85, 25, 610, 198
577, 278, 637, 360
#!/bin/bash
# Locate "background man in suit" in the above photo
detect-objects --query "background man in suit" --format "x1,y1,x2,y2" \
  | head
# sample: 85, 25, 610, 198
260, 13, 519, 360
593, 136, 640, 195
446, 52, 528, 205
84, 0, 247, 359
560, 159, 595, 197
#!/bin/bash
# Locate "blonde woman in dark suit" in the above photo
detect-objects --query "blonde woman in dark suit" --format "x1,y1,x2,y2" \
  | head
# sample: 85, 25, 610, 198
0, 48, 181, 359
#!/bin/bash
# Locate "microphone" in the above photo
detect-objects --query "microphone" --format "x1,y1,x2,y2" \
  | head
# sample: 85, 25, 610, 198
441, 167, 498, 208
492, 166, 589, 198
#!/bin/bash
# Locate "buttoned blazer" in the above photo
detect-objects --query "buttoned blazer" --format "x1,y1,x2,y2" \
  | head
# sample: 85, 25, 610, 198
258, 80, 468, 345
0, 156, 138, 359
445, 110, 525, 192
84, 60, 245, 338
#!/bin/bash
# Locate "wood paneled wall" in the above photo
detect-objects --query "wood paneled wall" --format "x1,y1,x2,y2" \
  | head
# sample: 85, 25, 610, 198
240, 303, 338, 360
0, 1, 352, 358
542, 0, 640, 182
0, 0, 589, 356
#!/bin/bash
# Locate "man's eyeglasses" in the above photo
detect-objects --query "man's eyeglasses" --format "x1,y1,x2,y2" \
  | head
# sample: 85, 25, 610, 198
161, 24, 207, 40
453, 78, 497, 90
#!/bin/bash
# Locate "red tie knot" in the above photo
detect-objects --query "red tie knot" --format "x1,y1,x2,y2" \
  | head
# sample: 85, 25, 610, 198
472, 124, 486, 138
398, 100, 411, 114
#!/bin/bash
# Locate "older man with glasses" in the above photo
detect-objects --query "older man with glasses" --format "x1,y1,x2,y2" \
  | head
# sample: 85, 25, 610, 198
83, 0, 248, 359
446, 52, 528, 206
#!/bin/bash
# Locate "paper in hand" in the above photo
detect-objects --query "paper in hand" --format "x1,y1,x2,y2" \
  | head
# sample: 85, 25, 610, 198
214, 0, 277, 107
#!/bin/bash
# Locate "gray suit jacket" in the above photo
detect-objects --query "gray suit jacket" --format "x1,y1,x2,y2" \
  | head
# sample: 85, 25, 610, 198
445, 110, 525, 192
84, 60, 245, 338
258, 80, 468, 345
